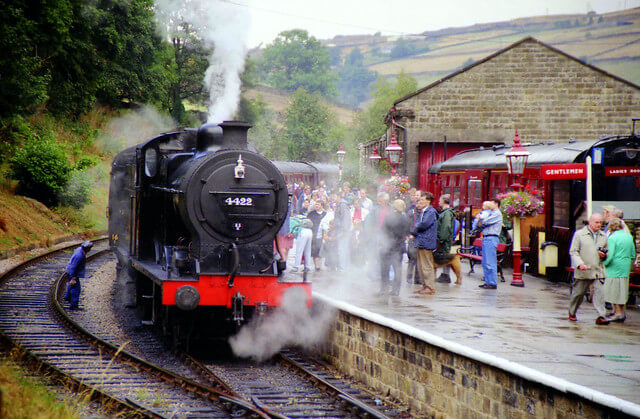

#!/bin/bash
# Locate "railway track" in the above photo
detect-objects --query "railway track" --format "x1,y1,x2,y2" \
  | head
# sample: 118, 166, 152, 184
188, 351, 399, 418
0, 239, 266, 418
0, 240, 402, 418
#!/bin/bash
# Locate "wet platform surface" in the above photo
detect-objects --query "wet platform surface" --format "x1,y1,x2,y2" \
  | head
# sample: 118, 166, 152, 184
309, 262, 640, 405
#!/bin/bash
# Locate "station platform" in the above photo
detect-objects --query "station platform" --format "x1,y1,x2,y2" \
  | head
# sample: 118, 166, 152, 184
309, 262, 640, 406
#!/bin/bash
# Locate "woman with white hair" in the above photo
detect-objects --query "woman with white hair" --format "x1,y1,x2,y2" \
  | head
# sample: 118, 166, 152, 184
603, 218, 636, 322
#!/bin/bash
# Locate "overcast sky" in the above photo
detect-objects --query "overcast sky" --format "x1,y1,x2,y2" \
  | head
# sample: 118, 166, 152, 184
237, 0, 639, 47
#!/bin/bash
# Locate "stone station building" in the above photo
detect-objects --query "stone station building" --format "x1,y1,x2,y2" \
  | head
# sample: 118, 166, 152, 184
361, 36, 640, 191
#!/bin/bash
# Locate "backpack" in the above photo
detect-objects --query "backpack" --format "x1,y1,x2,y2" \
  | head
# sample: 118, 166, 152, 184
453, 218, 461, 241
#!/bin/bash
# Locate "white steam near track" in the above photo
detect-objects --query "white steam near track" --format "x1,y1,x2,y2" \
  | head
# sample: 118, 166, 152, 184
154, 0, 249, 123
229, 288, 336, 362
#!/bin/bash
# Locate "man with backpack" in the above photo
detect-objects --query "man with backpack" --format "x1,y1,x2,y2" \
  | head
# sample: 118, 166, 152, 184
436, 194, 457, 283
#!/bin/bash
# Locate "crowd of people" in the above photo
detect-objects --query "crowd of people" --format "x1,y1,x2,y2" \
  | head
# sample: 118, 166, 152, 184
281, 181, 637, 324
279, 181, 465, 296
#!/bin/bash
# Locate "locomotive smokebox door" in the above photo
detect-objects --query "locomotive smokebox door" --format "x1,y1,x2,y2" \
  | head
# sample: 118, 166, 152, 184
180, 150, 287, 246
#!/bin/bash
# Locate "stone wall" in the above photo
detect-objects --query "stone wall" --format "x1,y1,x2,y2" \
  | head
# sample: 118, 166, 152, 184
391, 37, 640, 186
322, 307, 631, 418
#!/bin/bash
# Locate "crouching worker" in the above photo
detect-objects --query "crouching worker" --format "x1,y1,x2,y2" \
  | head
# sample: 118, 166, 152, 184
63, 241, 93, 310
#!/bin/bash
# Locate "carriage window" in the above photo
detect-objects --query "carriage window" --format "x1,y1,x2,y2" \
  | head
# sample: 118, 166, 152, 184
552, 180, 570, 228
453, 187, 461, 208
468, 179, 482, 207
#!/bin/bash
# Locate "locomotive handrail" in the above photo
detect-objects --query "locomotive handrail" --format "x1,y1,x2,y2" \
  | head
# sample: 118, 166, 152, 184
209, 190, 270, 195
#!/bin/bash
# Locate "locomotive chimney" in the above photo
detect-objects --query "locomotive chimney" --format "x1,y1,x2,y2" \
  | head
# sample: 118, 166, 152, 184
196, 123, 223, 152
219, 120, 251, 149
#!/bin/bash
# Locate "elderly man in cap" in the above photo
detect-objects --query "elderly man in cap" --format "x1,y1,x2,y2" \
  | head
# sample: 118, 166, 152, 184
63, 241, 93, 310
568, 214, 609, 325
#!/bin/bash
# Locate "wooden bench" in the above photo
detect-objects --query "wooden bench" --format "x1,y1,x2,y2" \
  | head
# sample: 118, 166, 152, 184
457, 238, 510, 282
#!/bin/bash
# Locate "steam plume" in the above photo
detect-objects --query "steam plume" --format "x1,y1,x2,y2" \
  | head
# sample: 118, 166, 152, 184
154, 0, 249, 123
229, 288, 336, 362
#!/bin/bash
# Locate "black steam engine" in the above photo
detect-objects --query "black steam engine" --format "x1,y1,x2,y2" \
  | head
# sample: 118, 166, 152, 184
108, 121, 310, 345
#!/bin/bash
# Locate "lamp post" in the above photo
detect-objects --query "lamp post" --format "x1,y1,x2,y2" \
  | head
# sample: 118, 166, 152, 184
385, 129, 403, 176
504, 130, 530, 287
336, 145, 346, 182
369, 145, 382, 169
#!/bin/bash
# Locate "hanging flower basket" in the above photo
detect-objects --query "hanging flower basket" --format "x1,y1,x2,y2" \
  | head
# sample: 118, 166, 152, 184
379, 175, 411, 200
497, 185, 544, 218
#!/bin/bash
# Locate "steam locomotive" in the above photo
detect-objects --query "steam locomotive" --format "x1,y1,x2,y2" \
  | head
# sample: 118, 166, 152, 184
108, 121, 311, 346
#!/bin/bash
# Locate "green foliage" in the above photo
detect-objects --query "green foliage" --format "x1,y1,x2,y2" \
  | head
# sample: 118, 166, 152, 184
166, 24, 210, 124
0, 3, 54, 117
74, 155, 100, 171
0, 1, 180, 118
258, 29, 337, 97
281, 89, 336, 161
390, 38, 413, 59
354, 72, 418, 142
59, 170, 92, 208
94, 0, 174, 110
337, 49, 377, 107
0, 115, 32, 158
9, 137, 71, 206
389, 38, 430, 59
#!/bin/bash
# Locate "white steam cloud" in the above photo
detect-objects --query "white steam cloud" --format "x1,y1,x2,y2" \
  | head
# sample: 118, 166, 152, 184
154, 0, 249, 123
229, 288, 337, 362
96, 105, 175, 154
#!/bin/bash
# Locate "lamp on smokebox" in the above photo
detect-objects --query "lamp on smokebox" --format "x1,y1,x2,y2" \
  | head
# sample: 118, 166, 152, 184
336, 145, 346, 181
504, 129, 530, 288
385, 129, 402, 176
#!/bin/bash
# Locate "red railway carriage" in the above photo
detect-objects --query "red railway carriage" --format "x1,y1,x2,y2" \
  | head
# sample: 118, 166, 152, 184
273, 161, 338, 188
431, 134, 640, 290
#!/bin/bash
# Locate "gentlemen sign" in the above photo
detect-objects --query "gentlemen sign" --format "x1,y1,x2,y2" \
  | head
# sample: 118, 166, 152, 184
541, 163, 587, 180
605, 167, 640, 176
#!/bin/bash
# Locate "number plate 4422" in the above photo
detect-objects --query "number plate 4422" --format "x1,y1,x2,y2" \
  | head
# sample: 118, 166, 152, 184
225, 197, 253, 206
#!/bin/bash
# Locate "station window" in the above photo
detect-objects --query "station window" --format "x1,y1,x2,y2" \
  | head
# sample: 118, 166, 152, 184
552, 180, 570, 228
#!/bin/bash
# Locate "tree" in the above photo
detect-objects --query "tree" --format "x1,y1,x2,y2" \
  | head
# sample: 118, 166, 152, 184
390, 38, 413, 59
354, 71, 417, 142
281, 88, 338, 161
259, 29, 337, 97
93, 0, 175, 110
0, 1, 65, 117
336, 49, 377, 107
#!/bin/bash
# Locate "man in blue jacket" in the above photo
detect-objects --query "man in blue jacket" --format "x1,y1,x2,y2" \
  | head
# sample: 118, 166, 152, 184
476, 198, 502, 289
411, 191, 438, 295
63, 241, 93, 310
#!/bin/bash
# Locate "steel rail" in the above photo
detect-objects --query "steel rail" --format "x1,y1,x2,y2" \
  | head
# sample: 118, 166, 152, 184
277, 352, 391, 419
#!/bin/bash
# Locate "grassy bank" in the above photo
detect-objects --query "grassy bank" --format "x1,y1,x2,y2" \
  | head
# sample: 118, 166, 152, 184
0, 356, 79, 418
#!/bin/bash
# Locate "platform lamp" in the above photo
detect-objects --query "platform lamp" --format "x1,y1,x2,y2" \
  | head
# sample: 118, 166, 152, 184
369, 145, 382, 170
385, 129, 403, 176
504, 129, 530, 287
336, 145, 346, 182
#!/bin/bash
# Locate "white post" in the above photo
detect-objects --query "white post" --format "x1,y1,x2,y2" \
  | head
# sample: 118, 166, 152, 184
586, 155, 592, 218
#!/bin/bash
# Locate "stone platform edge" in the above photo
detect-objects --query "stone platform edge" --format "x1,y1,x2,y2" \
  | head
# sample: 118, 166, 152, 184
314, 292, 640, 418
